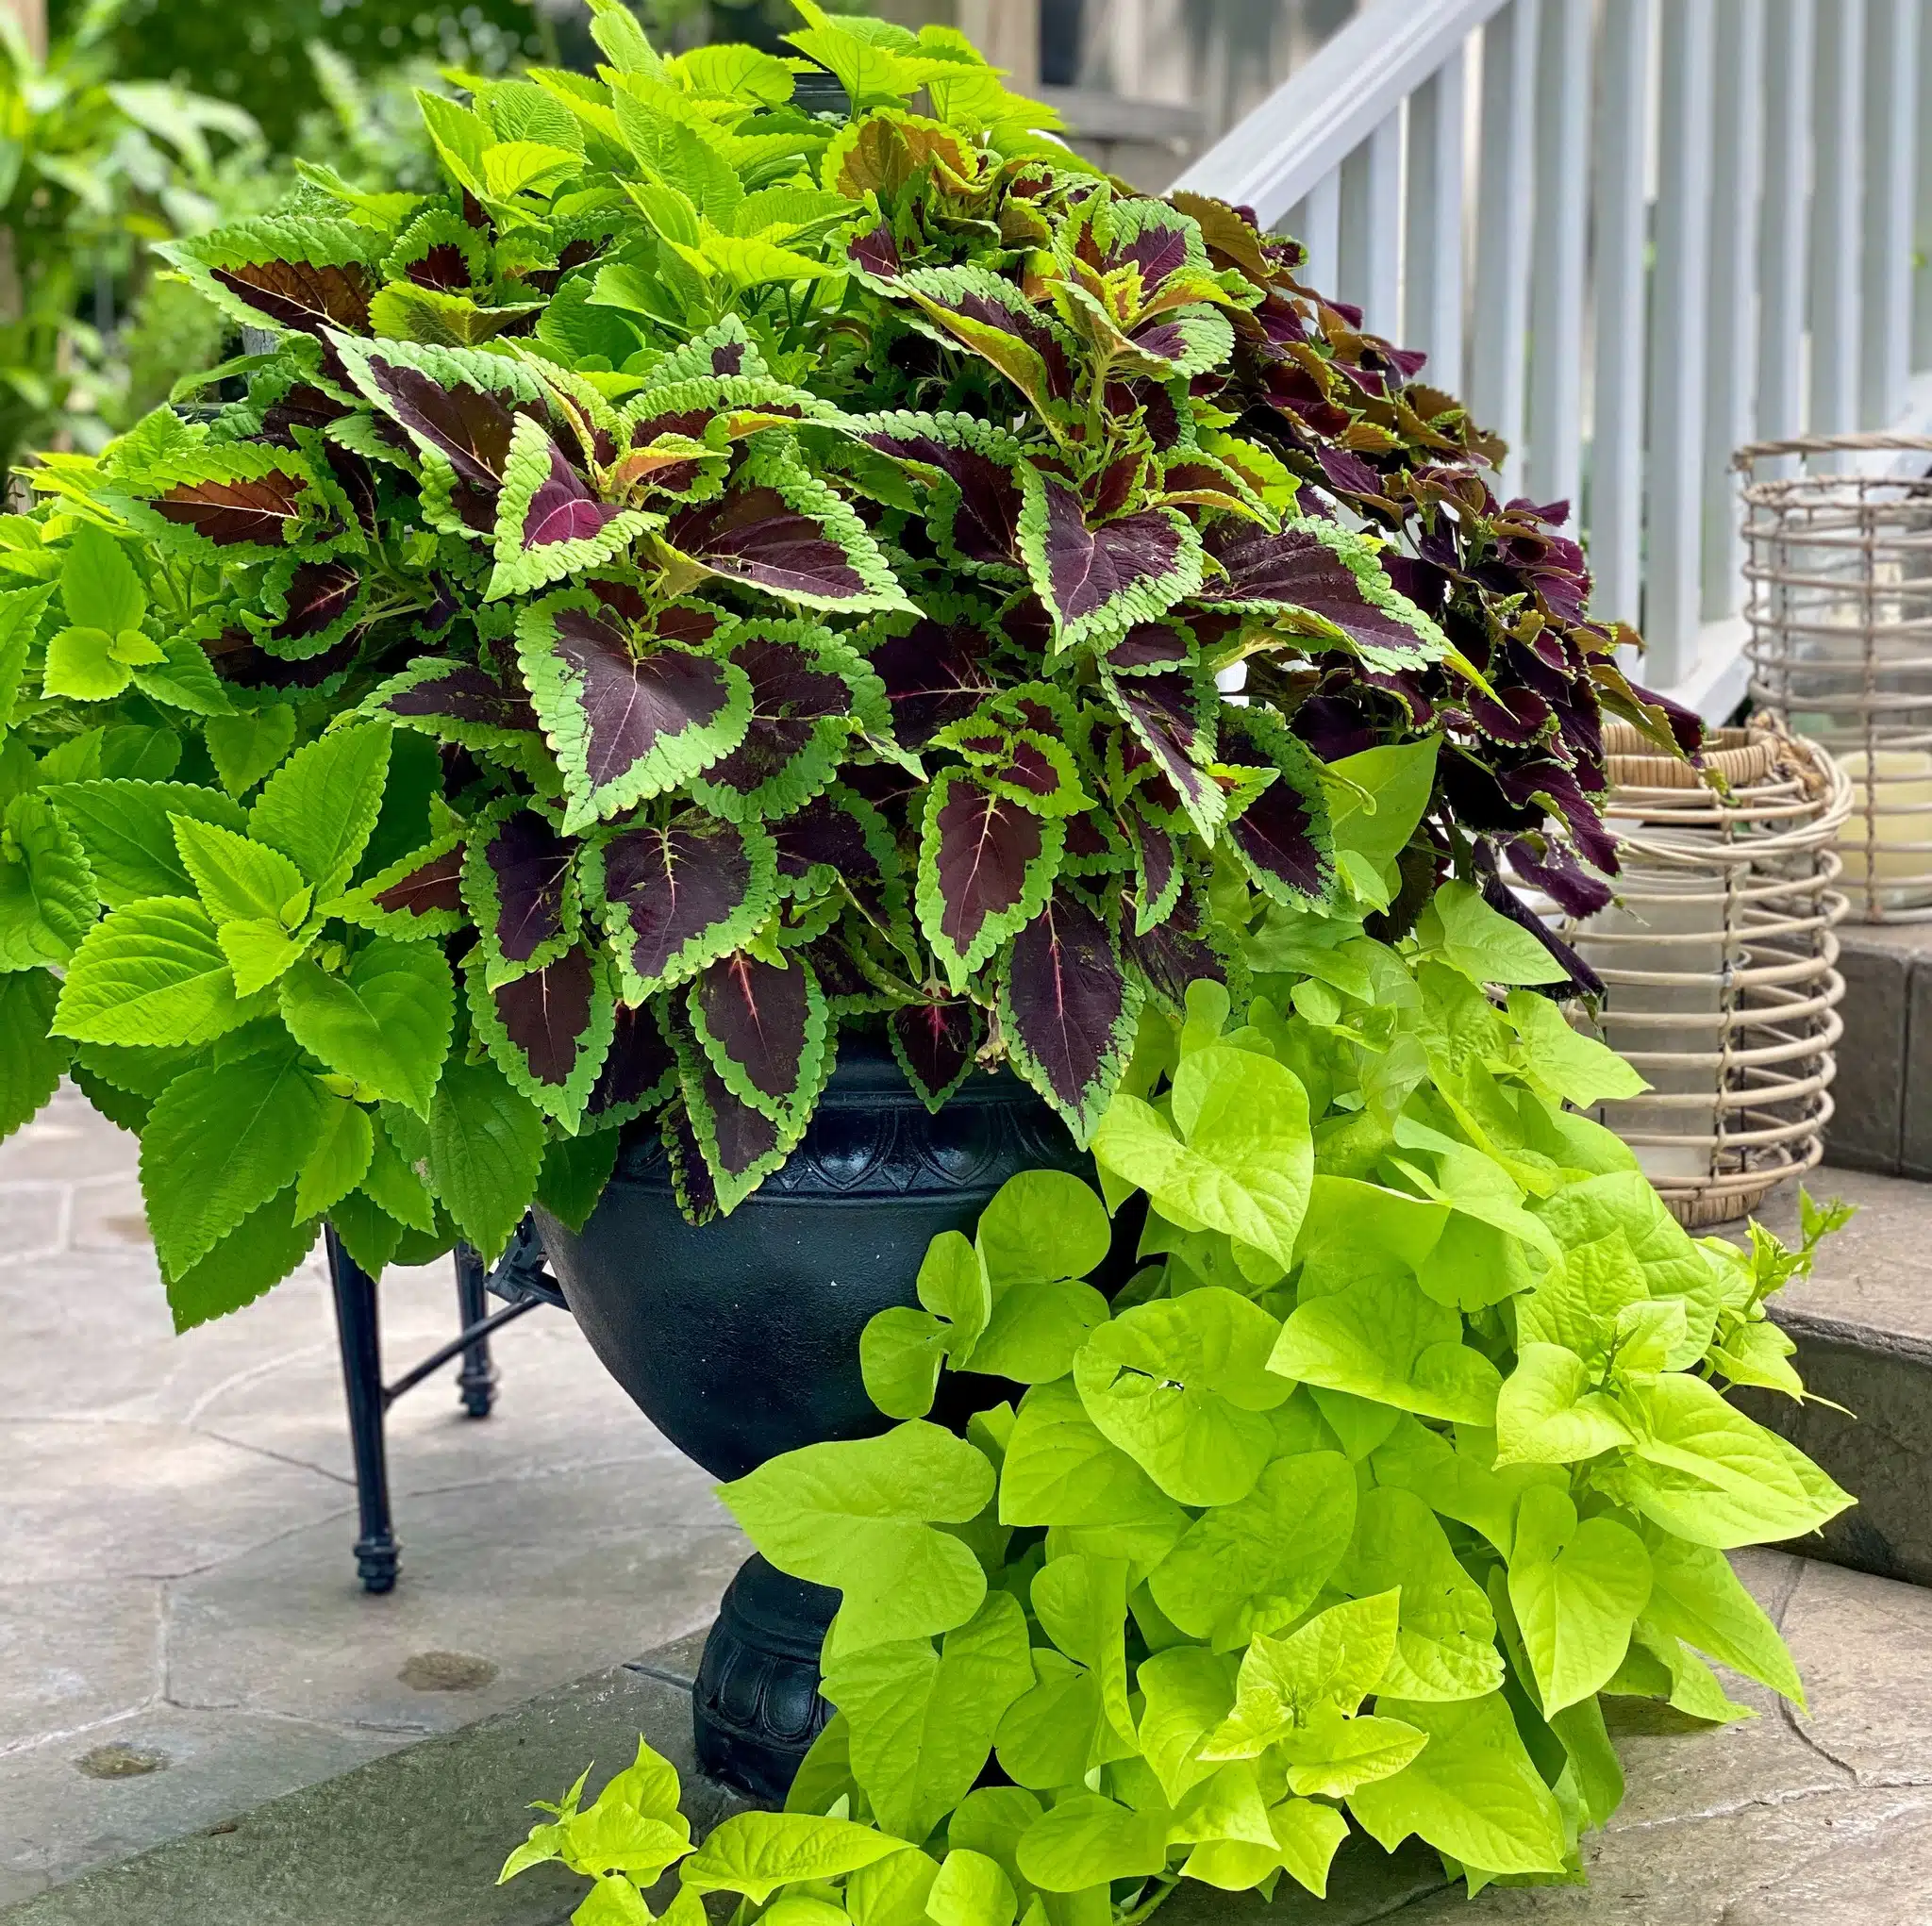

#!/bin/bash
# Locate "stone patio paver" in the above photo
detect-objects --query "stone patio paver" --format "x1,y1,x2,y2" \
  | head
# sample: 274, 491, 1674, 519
0, 1088, 746, 1908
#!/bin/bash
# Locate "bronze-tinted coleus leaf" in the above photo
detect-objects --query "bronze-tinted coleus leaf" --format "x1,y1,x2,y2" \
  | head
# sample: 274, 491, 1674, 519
770, 786, 892, 905
914, 771, 1064, 989
888, 999, 984, 1114
261, 559, 362, 660
152, 471, 308, 548
515, 590, 753, 834
688, 950, 828, 1125
588, 812, 775, 1003
1197, 521, 1445, 670
855, 411, 1026, 572
1017, 465, 1203, 650
460, 804, 580, 988
584, 999, 678, 1130
332, 336, 546, 496
891, 263, 1080, 416
211, 257, 374, 337
999, 886, 1141, 1141
466, 941, 616, 1132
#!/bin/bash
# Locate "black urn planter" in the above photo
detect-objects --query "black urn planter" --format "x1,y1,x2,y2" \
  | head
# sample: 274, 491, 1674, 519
534, 1030, 1111, 1801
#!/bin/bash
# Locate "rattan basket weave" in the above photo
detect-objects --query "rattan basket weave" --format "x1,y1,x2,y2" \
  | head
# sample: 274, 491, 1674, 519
1557, 721, 1849, 1228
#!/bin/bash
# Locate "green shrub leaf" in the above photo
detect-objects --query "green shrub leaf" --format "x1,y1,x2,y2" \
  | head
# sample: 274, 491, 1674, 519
54, 896, 252, 1046
279, 939, 455, 1114
426, 1055, 547, 1261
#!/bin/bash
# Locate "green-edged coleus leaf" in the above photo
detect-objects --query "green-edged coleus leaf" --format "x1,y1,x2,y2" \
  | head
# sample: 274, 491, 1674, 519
916, 770, 1064, 989
367, 655, 551, 774
515, 589, 752, 834
134, 444, 323, 560
1000, 885, 1141, 1141
887, 263, 1080, 418
159, 215, 378, 340
334, 829, 467, 938
932, 688, 1093, 820
1197, 520, 1447, 671
889, 998, 985, 1112
1102, 664, 1222, 839
1124, 800, 1184, 936
380, 203, 490, 291
587, 810, 777, 1002
850, 410, 1027, 573
1018, 465, 1203, 651
688, 948, 829, 1124
1218, 706, 1336, 910
329, 332, 549, 509
246, 555, 367, 663
583, 997, 678, 1131
659, 445, 913, 614
487, 413, 654, 600
770, 784, 900, 913
459, 801, 581, 987
673, 1017, 829, 1216
465, 939, 617, 1131
691, 621, 890, 824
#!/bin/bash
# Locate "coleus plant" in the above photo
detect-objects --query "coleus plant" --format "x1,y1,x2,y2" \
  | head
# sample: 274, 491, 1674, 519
508, 906, 1850, 1914
1, 0, 1694, 1323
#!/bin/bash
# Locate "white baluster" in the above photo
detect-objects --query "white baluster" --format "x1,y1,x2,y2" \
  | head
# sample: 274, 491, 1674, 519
1301, 167, 1342, 293
1914, 0, 1932, 368
1758, 0, 1815, 462
1589, 0, 1656, 627
1862, 0, 1920, 426
1403, 46, 1468, 388
1526, 0, 1590, 516
1643, 0, 1718, 686
1339, 109, 1403, 337
1703, 0, 1767, 622
1810, 0, 1866, 440
1471, 0, 1541, 500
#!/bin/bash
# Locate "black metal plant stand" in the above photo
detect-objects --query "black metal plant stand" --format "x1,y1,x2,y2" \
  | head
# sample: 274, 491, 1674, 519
325, 1218, 563, 1592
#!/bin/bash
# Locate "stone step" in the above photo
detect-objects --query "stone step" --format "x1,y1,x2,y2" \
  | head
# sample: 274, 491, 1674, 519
6, 1557, 1929, 1926
1822, 917, 1932, 1175
1745, 1167, 1932, 1586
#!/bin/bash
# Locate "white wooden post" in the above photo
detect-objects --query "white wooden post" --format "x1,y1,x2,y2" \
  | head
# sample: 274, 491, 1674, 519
1299, 170, 1342, 293
1861, 0, 1920, 426
1403, 47, 1468, 390
1589, 0, 1656, 626
1703, 0, 1767, 621
1469, 0, 1540, 499
1643, 0, 1718, 686
1525, 0, 1590, 514
1338, 111, 1403, 336
1915, 0, 1932, 369
1758, 0, 1815, 455
1810, 0, 1867, 440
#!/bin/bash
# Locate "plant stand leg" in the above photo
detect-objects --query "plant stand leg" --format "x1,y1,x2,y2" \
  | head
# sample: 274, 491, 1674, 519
453, 1244, 498, 1419
326, 1227, 398, 1594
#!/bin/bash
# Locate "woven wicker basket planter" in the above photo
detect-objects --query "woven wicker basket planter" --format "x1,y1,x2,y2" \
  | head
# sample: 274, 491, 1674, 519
1740, 431, 1932, 921
1558, 721, 1850, 1229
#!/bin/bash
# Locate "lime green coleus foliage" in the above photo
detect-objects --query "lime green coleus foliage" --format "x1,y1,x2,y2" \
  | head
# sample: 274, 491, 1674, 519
693, 920, 1852, 1904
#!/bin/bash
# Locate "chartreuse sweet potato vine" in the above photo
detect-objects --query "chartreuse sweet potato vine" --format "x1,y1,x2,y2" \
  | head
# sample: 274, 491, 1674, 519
0, 0, 1703, 1328
510, 905, 1849, 1915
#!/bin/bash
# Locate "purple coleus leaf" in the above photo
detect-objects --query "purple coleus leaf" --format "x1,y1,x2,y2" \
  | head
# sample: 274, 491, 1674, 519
1105, 623, 1194, 674
1109, 670, 1220, 834
523, 440, 629, 548
1505, 836, 1614, 919
268, 560, 359, 656
858, 420, 1024, 570
1201, 523, 1441, 665
692, 633, 857, 822
1019, 468, 1200, 646
592, 815, 772, 999
517, 594, 750, 832
1123, 806, 1181, 935
1220, 708, 1335, 908
1124, 914, 1228, 1015
888, 999, 984, 1112
585, 999, 677, 1126
1493, 758, 1620, 875
683, 1052, 783, 1190
1000, 888, 1140, 1141
491, 944, 601, 1091
773, 789, 884, 892
153, 471, 308, 547
869, 618, 1000, 747
690, 951, 825, 1122
663, 488, 863, 602
379, 659, 544, 744
363, 355, 520, 490
916, 772, 1063, 986
471, 807, 576, 974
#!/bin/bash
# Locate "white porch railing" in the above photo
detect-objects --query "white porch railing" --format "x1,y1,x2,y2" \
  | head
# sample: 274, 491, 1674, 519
1171, 0, 1932, 722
